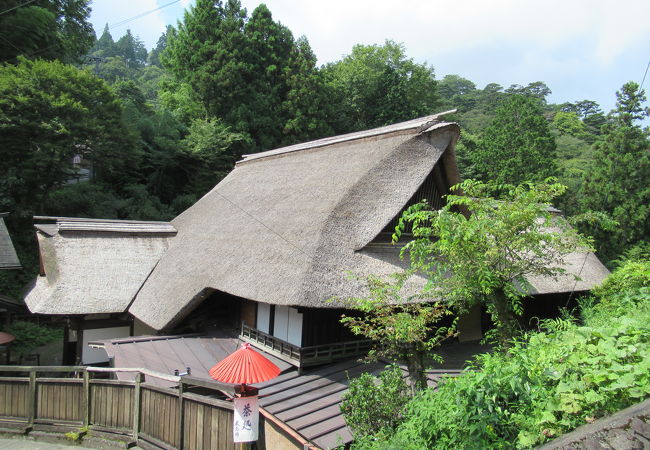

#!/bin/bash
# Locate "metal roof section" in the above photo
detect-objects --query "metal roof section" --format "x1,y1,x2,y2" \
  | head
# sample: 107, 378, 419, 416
100, 333, 462, 448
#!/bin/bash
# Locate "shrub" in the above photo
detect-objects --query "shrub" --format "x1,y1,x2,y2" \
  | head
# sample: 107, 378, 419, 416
341, 365, 411, 440
5, 321, 62, 356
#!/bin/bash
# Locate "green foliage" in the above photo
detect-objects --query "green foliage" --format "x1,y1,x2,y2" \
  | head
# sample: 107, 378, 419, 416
0, 57, 137, 217
341, 365, 411, 440
323, 40, 439, 133
340, 274, 455, 390
397, 179, 590, 347
0, 0, 94, 63
468, 95, 558, 185
4, 321, 62, 356
163, 0, 331, 150
576, 82, 650, 263
356, 262, 650, 449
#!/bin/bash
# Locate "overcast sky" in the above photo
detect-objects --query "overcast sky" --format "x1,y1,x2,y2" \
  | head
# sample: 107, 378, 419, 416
90, 0, 650, 116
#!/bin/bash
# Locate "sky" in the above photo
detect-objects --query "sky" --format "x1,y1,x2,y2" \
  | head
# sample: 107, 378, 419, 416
89, 0, 650, 116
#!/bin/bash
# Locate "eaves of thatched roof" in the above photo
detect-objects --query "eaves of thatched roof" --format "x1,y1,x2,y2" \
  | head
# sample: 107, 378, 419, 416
0, 213, 21, 270
129, 114, 463, 330
24, 217, 176, 315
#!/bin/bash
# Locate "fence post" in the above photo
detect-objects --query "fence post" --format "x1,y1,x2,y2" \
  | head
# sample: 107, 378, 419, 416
27, 369, 36, 429
132, 372, 142, 441
82, 370, 90, 427
177, 380, 185, 450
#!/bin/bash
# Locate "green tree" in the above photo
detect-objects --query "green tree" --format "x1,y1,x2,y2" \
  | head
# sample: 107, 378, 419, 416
577, 82, 650, 262
0, 57, 137, 217
470, 95, 558, 185
341, 365, 411, 440
397, 179, 590, 348
114, 30, 147, 68
163, 0, 330, 151
148, 26, 173, 67
0, 0, 94, 63
91, 24, 116, 57
437, 74, 478, 112
323, 40, 439, 133
340, 274, 455, 391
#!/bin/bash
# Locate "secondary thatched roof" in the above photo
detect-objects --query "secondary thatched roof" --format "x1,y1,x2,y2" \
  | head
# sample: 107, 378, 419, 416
0, 213, 21, 269
25, 217, 176, 315
129, 114, 463, 330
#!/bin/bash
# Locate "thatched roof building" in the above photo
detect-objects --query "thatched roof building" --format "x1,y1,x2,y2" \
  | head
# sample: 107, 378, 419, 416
25, 113, 609, 331
129, 114, 465, 330
25, 217, 176, 315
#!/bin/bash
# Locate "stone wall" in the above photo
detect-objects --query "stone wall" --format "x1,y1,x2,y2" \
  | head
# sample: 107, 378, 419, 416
539, 398, 650, 449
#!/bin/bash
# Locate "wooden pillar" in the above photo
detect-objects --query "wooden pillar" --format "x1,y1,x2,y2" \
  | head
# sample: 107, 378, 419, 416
132, 372, 142, 441
82, 370, 90, 426
177, 380, 185, 450
27, 369, 36, 429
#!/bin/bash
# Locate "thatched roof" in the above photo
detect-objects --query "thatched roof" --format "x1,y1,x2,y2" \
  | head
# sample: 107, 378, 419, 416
526, 252, 610, 295
0, 213, 21, 269
129, 114, 463, 330
23, 113, 610, 329
25, 217, 176, 315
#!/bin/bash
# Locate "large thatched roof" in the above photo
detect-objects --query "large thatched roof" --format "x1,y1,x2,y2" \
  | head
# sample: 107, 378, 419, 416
24, 113, 610, 330
129, 115, 463, 329
0, 213, 21, 269
25, 217, 176, 315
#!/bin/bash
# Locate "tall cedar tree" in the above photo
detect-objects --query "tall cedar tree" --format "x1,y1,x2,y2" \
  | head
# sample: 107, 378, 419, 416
578, 82, 650, 262
163, 0, 331, 151
470, 95, 558, 185
0, 0, 94, 63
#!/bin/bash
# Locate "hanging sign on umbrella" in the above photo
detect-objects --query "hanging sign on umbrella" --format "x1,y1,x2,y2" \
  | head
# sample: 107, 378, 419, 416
209, 342, 281, 443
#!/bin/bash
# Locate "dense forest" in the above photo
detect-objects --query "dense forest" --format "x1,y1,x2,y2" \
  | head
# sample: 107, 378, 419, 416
1, 0, 649, 300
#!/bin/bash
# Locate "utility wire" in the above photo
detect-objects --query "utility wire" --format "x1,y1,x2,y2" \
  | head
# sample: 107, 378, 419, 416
0, 0, 36, 17
0, 0, 182, 63
108, 0, 181, 30
639, 60, 650, 92
213, 189, 313, 259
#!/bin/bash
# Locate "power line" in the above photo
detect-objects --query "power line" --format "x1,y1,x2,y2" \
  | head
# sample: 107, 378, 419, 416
639, 60, 650, 92
213, 189, 313, 259
108, 0, 181, 30
0, 0, 37, 17
0, 0, 182, 63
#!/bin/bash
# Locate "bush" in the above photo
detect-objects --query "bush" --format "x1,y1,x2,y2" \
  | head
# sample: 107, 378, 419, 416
355, 261, 650, 449
5, 321, 63, 356
341, 365, 411, 440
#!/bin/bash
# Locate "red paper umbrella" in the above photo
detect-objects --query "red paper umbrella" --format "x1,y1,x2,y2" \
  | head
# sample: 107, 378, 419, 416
209, 343, 280, 384
0, 332, 15, 345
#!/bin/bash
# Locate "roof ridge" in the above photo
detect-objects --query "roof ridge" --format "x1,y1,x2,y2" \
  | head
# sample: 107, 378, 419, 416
236, 110, 457, 166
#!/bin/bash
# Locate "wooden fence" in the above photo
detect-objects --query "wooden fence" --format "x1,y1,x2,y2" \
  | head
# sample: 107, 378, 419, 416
0, 366, 236, 449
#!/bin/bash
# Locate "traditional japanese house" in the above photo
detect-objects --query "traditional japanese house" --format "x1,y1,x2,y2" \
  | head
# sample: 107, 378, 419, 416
23, 113, 611, 447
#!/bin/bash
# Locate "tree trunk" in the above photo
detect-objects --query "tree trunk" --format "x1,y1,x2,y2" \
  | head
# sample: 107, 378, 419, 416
405, 343, 428, 394
492, 290, 516, 349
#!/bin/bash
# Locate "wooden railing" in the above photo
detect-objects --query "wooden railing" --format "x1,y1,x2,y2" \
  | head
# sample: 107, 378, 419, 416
240, 323, 302, 364
240, 323, 372, 368
0, 366, 236, 449
300, 339, 373, 367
